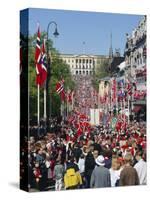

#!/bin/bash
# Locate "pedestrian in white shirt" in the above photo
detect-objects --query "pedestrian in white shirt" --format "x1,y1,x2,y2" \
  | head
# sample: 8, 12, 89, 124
134, 151, 147, 185
78, 154, 85, 174
109, 155, 122, 187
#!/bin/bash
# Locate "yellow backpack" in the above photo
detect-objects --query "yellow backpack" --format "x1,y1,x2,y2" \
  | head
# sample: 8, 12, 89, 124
64, 168, 81, 188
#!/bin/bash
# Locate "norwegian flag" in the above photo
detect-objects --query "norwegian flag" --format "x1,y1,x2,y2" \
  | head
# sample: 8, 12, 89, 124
66, 90, 72, 103
118, 89, 125, 102
118, 79, 125, 87
56, 79, 65, 101
40, 39, 47, 85
126, 80, 132, 96
111, 78, 117, 103
35, 26, 43, 86
69, 90, 75, 104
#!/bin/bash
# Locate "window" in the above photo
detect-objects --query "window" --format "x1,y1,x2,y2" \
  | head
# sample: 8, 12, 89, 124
143, 57, 146, 64
76, 71, 78, 75
135, 57, 137, 63
79, 70, 81, 74
76, 59, 78, 63
86, 71, 88, 75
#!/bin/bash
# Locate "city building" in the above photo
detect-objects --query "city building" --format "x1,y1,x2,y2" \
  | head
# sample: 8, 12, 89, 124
59, 54, 108, 76
124, 15, 146, 121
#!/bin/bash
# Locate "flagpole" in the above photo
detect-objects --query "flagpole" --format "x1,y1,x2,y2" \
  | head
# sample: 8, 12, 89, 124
66, 100, 68, 119
63, 100, 66, 121
116, 79, 118, 117
37, 84, 40, 136
44, 82, 46, 130
61, 103, 63, 118
46, 21, 59, 130
72, 92, 74, 111
128, 95, 130, 124
66, 95, 68, 118
110, 79, 112, 117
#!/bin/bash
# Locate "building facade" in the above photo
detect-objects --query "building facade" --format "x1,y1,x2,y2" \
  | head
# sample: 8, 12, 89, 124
60, 54, 108, 76
124, 15, 146, 121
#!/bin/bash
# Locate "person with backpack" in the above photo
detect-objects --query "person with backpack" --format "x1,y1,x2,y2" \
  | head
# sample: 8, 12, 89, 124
64, 156, 82, 189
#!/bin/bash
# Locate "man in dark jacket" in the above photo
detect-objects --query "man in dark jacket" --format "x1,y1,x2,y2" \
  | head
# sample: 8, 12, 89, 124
85, 146, 95, 188
90, 155, 111, 188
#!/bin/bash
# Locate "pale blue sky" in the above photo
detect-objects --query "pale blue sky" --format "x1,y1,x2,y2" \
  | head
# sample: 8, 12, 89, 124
28, 8, 143, 56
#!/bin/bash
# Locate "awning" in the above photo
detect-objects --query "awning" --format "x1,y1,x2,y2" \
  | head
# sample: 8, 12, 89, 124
132, 105, 142, 113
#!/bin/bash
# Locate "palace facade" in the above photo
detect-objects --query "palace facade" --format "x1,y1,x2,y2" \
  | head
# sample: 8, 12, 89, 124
60, 54, 108, 75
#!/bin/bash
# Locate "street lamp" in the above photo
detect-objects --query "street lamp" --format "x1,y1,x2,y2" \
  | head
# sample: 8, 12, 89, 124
46, 21, 59, 132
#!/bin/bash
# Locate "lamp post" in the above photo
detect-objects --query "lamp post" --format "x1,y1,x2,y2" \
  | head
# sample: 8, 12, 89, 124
46, 21, 59, 132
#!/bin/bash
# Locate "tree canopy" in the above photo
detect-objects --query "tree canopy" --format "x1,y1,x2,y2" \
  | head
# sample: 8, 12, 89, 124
28, 32, 75, 119
92, 58, 110, 91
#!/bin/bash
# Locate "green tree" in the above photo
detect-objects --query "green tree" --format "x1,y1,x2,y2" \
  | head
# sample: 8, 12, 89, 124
92, 58, 110, 91
28, 32, 75, 120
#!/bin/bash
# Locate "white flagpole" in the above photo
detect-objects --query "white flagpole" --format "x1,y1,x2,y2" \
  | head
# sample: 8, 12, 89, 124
37, 84, 40, 135
43, 38, 47, 129
60, 103, 63, 116
44, 82, 46, 125
72, 91, 74, 111
128, 95, 130, 124
66, 92, 68, 118
63, 100, 66, 121
116, 80, 118, 116
110, 79, 112, 117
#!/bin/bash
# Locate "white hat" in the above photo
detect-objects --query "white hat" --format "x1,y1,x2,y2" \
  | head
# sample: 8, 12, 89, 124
95, 155, 105, 166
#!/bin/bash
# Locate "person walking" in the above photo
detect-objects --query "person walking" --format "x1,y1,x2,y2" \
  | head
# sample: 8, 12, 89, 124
119, 153, 139, 186
54, 160, 64, 191
109, 155, 122, 187
64, 156, 82, 190
84, 146, 95, 188
134, 151, 147, 185
78, 154, 85, 188
90, 155, 111, 188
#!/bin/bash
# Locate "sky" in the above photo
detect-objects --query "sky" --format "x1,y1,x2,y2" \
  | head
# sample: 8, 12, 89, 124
27, 8, 143, 56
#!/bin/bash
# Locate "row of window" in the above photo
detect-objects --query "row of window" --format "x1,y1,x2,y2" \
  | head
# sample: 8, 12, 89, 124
126, 54, 146, 66
64, 58, 94, 64
75, 70, 93, 75
76, 59, 94, 64
71, 65, 93, 69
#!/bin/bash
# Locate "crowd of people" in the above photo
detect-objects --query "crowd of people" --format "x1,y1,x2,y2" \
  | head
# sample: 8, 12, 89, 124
26, 76, 146, 191
27, 120, 146, 191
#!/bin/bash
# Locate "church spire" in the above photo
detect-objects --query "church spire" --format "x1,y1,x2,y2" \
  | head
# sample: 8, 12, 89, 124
109, 32, 113, 58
